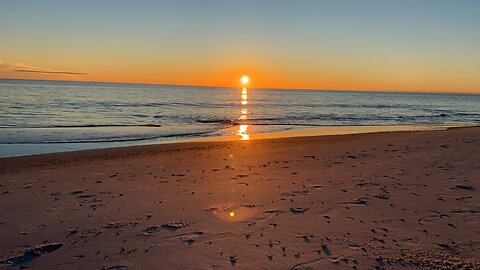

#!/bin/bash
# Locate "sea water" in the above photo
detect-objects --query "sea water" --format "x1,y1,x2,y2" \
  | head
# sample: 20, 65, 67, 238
0, 78, 478, 157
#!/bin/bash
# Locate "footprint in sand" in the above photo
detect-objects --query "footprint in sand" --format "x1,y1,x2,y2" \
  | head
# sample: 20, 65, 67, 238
321, 244, 331, 256
140, 222, 189, 235
229, 255, 238, 265
290, 207, 309, 214
0, 243, 63, 266
141, 226, 161, 235
102, 266, 127, 270
342, 198, 369, 205
454, 184, 475, 191
374, 194, 390, 200
160, 222, 189, 232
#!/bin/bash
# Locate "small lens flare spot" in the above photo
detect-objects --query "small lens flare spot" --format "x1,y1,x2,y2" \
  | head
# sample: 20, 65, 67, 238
229, 211, 235, 217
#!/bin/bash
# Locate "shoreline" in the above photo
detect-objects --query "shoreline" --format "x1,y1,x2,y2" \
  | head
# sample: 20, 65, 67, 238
0, 124, 476, 159
0, 125, 479, 269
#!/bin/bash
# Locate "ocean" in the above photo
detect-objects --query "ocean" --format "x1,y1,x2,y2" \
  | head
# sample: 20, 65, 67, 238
0, 78, 479, 157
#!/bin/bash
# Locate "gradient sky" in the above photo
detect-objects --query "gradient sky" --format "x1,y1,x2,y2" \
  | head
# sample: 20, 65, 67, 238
1, 0, 479, 93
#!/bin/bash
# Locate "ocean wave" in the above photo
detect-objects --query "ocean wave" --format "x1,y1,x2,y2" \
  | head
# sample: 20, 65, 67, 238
0, 124, 163, 129
3, 112, 477, 130
194, 113, 478, 127
0, 130, 214, 144
90, 101, 236, 109
195, 119, 236, 124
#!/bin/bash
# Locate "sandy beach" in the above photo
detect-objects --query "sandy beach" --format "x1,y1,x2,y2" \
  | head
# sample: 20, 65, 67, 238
0, 127, 479, 269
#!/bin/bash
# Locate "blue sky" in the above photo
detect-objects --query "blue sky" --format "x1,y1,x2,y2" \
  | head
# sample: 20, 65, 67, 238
1, 1, 479, 92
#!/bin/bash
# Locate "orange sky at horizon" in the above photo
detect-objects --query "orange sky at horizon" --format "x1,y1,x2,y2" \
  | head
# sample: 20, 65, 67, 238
1, 61, 479, 94
1, 50, 479, 94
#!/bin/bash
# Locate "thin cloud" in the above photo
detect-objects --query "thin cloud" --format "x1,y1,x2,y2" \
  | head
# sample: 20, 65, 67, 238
0, 60, 86, 75
13, 69, 87, 75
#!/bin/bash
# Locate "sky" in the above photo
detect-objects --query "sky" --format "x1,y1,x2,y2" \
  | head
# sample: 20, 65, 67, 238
1, 0, 479, 93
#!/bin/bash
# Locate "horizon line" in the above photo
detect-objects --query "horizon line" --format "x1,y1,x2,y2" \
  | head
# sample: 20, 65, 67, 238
0, 77, 478, 96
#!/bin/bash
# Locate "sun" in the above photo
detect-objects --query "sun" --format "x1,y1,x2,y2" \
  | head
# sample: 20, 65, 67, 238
241, 76, 249, 85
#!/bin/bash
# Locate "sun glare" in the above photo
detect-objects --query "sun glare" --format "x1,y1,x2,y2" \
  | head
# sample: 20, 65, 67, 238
241, 76, 249, 85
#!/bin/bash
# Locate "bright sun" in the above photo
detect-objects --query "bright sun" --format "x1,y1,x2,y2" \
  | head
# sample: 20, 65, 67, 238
241, 76, 249, 85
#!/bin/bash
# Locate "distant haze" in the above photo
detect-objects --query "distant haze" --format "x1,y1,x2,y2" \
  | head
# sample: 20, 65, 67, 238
1, 1, 479, 93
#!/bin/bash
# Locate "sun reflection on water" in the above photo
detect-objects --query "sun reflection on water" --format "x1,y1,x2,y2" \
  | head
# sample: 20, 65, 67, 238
237, 86, 249, 140
238, 125, 249, 140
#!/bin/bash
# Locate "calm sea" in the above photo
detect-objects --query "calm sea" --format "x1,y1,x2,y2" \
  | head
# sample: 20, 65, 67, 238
0, 78, 479, 156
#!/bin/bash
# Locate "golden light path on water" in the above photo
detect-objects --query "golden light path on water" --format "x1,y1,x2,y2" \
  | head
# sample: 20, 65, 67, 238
237, 84, 249, 140
241, 87, 248, 105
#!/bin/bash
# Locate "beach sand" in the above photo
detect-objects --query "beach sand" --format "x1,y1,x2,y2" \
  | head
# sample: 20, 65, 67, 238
0, 127, 479, 269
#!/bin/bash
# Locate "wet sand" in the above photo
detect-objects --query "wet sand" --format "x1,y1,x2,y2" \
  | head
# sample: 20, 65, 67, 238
0, 127, 479, 269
